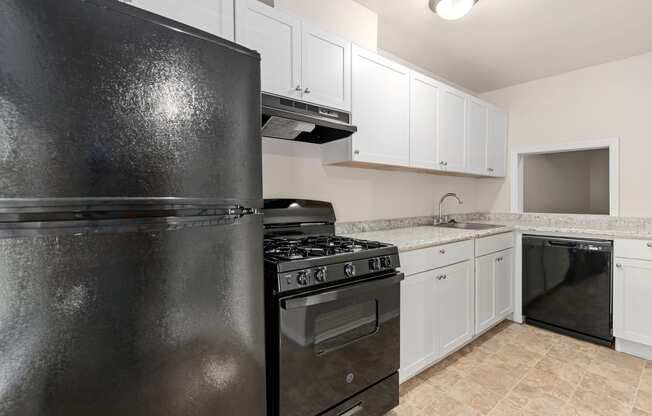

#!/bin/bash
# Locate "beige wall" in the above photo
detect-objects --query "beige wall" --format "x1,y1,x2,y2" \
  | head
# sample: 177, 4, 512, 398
263, 139, 479, 222
479, 52, 652, 217
259, 0, 481, 222
523, 150, 609, 215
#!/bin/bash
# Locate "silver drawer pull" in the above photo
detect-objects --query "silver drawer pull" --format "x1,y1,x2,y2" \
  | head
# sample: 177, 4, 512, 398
616, 263, 623, 269
295, 85, 302, 92
647, 242, 652, 248
439, 249, 446, 254
436, 275, 448, 280
496, 257, 503, 262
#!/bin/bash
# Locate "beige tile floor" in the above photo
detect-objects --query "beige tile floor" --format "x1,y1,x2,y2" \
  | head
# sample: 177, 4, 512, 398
390, 322, 652, 416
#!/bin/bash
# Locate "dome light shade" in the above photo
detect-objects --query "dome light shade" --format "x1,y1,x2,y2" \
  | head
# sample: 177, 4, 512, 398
429, 0, 478, 20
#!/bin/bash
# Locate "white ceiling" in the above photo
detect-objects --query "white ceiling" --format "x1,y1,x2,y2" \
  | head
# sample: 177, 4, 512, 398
354, 0, 652, 93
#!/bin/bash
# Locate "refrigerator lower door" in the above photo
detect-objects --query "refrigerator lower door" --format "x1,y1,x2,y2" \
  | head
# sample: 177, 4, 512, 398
0, 214, 266, 415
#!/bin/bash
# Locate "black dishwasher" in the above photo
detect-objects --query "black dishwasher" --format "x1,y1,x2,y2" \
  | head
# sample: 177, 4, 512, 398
523, 235, 614, 346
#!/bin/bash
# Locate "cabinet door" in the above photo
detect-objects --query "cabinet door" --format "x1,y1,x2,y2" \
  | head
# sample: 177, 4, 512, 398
235, 0, 301, 99
475, 254, 496, 334
400, 271, 438, 382
351, 46, 410, 166
435, 261, 474, 356
467, 98, 488, 175
409, 72, 440, 170
487, 107, 508, 177
124, 0, 235, 40
301, 24, 351, 111
438, 86, 467, 172
614, 258, 652, 345
495, 249, 514, 318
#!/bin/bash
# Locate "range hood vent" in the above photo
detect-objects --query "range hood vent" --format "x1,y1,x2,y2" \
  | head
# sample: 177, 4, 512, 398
261, 94, 357, 144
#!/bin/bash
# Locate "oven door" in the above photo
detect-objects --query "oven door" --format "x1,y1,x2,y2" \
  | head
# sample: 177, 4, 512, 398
278, 272, 402, 416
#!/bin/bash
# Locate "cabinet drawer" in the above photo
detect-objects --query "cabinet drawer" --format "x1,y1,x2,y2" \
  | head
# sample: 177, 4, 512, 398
475, 232, 514, 257
615, 239, 652, 261
400, 240, 474, 276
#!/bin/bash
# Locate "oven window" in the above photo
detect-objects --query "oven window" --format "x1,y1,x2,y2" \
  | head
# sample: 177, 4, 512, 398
314, 300, 378, 356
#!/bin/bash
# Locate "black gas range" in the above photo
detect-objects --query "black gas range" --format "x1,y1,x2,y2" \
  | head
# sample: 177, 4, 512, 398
264, 199, 401, 416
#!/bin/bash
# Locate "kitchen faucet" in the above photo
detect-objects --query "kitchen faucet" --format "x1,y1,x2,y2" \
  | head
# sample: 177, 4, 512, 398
436, 193, 463, 224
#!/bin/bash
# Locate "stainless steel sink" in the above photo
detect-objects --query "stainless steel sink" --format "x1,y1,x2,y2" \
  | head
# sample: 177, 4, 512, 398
435, 222, 505, 230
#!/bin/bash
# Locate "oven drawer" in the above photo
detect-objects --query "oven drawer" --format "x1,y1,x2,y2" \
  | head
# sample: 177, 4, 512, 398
321, 373, 398, 416
278, 273, 401, 416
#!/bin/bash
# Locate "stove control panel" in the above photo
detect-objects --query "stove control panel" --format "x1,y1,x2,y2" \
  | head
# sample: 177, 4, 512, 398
276, 253, 401, 293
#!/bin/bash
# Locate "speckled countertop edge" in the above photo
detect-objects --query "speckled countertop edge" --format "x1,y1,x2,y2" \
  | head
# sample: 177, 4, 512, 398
339, 213, 652, 252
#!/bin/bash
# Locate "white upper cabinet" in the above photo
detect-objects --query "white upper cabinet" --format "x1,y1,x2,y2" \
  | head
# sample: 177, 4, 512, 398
123, 0, 235, 40
438, 86, 468, 172
350, 46, 410, 166
235, 0, 351, 110
301, 24, 351, 110
409, 72, 440, 170
487, 107, 508, 177
467, 98, 489, 175
235, 0, 301, 99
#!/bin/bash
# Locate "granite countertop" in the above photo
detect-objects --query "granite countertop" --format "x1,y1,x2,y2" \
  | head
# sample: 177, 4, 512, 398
343, 225, 514, 252
340, 213, 652, 252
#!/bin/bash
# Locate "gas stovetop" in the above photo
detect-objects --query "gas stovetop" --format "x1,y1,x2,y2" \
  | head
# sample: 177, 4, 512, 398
262, 200, 400, 293
264, 235, 389, 261
264, 234, 400, 293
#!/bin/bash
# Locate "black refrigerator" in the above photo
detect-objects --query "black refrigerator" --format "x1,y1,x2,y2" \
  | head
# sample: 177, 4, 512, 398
0, 0, 266, 415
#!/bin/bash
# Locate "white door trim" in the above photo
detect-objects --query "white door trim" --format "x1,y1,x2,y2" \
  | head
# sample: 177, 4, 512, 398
509, 137, 620, 216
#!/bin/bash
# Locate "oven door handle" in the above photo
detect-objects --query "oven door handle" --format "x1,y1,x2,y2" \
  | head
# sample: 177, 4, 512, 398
281, 273, 404, 310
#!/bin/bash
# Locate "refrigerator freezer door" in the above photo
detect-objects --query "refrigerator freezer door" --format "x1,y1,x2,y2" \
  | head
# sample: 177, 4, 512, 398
0, 0, 261, 208
0, 214, 266, 415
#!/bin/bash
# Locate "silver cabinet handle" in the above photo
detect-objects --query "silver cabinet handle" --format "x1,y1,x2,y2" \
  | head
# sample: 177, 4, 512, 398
439, 249, 446, 254
487, 168, 495, 172
304, 88, 311, 94
436, 274, 448, 280
496, 256, 503, 262
295, 85, 302, 92
439, 161, 448, 166
647, 242, 652, 248
616, 263, 623, 269
354, 150, 360, 155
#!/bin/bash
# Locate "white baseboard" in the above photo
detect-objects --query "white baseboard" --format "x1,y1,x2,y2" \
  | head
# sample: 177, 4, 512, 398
615, 338, 652, 361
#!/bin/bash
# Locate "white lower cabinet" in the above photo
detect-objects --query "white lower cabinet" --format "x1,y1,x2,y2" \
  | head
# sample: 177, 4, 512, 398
475, 249, 514, 335
436, 261, 475, 356
400, 270, 437, 381
614, 258, 652, 346
400, 234, 515, 383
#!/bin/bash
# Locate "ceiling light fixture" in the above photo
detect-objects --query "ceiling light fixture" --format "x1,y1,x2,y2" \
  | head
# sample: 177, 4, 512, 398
429, 0, 479, 20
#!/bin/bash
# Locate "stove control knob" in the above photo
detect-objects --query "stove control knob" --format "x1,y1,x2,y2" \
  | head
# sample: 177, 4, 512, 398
368, 258, 380, 271
296, 271, 309, 286
380, 256, 392, 268
314, 267, 327, 283
344, 263, 356, 278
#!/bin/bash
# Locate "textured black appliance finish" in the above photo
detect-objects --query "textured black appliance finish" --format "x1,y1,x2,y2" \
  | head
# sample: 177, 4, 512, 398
523, 235, 614, 346
0, 1, 266, 415
0, 215, 266, 415
264, 199, 400, 416
0, 0, 261, 207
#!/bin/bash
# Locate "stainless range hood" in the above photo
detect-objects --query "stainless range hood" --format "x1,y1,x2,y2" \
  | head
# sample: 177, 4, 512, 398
261, 93, 357, 144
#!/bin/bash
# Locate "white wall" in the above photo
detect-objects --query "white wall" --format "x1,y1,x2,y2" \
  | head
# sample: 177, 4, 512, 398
478, 52, 652, 217
258, 0, 481, 222
263, 139, 479, 222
